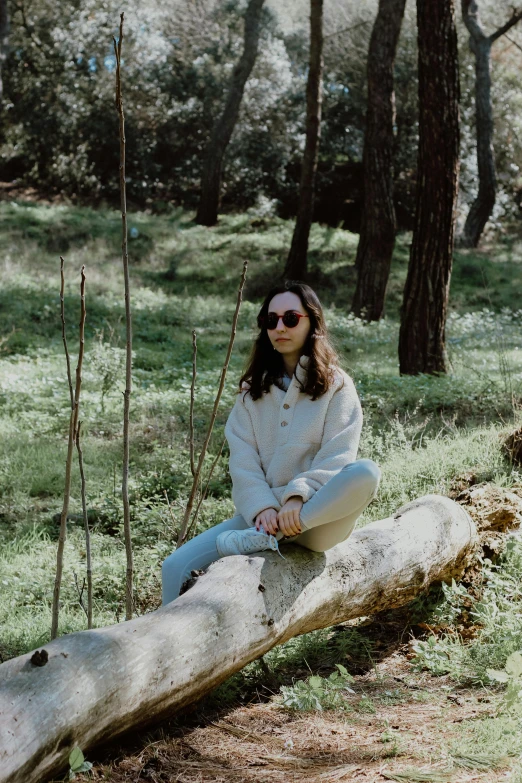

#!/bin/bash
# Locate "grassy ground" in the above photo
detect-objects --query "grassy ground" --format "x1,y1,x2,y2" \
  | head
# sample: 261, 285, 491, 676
2, 201, 522, 780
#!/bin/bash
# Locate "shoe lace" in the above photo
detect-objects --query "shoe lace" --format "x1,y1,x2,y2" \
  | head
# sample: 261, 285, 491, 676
268, 534, 286, 560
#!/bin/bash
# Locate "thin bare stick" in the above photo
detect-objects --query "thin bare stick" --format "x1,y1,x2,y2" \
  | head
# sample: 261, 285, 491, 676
76, 421, 93, 629
114, 12, 134, 621
73, 572, 88, 620
177, 261, 248, 546
72, 266, 87, 438
60, 256, 74, 411
323, 18, 371, 39
189, 330, 197, 476
51, 265, 87, 640
185, 437, 226, 541
163, 489, 179, 536
505, 33, 522, 55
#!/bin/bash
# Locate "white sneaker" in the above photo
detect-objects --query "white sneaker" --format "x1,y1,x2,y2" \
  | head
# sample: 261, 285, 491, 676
216, 528, 286, 559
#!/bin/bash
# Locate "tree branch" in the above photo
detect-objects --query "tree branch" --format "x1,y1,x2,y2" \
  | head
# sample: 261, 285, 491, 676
461, 0, 486, 41
490, 7, 522, 43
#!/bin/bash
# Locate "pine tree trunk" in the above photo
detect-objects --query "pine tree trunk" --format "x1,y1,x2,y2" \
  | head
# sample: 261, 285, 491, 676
284, 0, 323, 280
195, 0, 265, 227
459, 1, 522, 247
398, 0, 460, 375
351, 0, 406, 322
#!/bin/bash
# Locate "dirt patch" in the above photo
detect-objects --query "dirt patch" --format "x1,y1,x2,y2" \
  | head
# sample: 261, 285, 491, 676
451, 480, 522, 563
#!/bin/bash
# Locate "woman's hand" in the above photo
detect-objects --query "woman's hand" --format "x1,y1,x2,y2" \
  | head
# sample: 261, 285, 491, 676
255, 507, 279, 535
277, 496, 303, 537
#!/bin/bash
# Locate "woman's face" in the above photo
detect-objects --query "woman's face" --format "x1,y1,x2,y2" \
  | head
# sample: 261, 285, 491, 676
266, 291, 311, 361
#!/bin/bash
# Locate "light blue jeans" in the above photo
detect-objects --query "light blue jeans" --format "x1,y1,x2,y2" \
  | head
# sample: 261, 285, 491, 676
161, 458, 381, 605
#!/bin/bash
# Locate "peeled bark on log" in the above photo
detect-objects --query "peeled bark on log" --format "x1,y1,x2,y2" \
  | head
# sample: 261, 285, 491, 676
0, 495, 476, 783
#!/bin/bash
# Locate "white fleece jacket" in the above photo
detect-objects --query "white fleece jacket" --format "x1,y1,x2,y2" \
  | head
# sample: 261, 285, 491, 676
224, 356, 363, 525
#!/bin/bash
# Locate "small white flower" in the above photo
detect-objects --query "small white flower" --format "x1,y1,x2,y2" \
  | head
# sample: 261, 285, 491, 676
284, 738, 294, 749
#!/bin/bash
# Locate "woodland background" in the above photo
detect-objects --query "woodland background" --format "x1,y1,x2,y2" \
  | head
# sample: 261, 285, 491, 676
0, 0, 521, 225
2, 1, 522, 781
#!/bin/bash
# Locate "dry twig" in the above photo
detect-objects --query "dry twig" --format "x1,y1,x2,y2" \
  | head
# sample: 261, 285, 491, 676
60, 256, 74, 411
76, 421, 93, 628
177, 260, 248, 546
185, 437, 226, 541
163, 489, 177, 528
73, 572, 88, 620
51, 264, 87, 640
189, 329, 197, 476
114, 12, 134, 621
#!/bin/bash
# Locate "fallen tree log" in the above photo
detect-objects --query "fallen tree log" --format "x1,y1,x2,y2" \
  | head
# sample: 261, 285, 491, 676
0, 494, 476, 783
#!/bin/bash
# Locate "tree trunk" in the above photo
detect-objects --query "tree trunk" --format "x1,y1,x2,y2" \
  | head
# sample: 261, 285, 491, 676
351, 0, 406, 322
459, 1, 522, 248
195, 0, 265, 227
284, 0, 324, 280
0, 0, 9, 102
398, 0, 460, 375
0, 495, 476, 783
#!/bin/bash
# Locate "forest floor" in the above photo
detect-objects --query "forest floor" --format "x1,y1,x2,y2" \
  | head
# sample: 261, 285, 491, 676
1, 201, 522, 782
76, 660, 512, 783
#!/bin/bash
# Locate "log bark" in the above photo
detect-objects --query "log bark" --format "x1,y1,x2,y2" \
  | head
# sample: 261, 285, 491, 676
195, 0, 265, 227
284, 0, 324, 280
459, 1, 522, 248
351, 0, 406, 322
0, 494, 476, 783
398, 0, 460, 375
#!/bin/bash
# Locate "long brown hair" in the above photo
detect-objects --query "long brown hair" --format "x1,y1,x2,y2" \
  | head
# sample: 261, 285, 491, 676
239, 282, 340, 400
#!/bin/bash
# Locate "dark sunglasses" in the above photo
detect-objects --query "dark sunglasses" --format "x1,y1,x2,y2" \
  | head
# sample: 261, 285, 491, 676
258, 310, 310, 330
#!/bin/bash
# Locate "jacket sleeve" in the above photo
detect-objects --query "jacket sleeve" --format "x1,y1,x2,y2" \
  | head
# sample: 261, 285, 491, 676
225, 394, 281, 523
280, 376, 363, 506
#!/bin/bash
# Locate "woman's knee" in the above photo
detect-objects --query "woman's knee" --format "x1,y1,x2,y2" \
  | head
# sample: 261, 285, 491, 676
359, 458, 381, 484
162, 549, 180, 580
342, 458, 381, 494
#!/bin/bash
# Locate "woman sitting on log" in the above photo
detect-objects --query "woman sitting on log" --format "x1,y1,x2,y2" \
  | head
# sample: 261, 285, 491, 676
162, 281, 381, 604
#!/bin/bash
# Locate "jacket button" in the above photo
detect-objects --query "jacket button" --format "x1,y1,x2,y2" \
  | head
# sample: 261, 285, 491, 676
283, 403, 290, 409
281, 421, 288, 427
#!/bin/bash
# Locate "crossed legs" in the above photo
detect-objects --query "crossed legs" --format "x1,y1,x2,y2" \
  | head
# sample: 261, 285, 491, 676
161, 458, 380, 605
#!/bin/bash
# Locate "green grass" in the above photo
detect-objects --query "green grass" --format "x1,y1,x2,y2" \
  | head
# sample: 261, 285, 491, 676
1, 201, 522, 666
411, 536, 522, 685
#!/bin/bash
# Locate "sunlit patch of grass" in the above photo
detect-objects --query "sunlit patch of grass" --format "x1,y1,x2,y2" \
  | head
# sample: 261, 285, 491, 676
2, 202, 522, 665
449, 713, 522, 772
